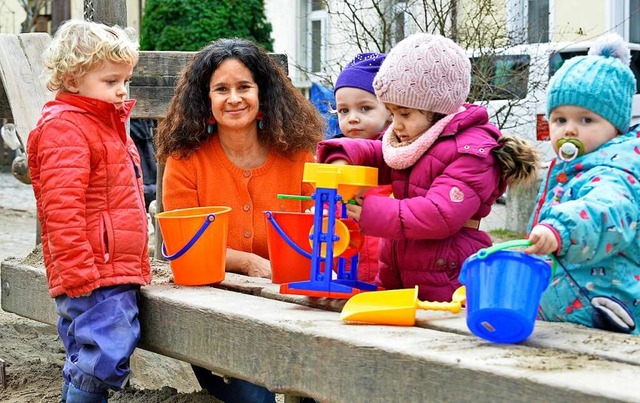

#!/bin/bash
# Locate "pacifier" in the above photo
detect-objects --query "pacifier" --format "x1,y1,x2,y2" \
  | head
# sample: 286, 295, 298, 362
557, 138, 585, 162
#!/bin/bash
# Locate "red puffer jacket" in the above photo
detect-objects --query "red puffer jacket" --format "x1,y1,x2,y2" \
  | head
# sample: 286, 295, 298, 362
28, 92, 151, 298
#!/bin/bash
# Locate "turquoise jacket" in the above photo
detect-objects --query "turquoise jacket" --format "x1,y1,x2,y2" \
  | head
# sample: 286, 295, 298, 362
529, 129, 640, 335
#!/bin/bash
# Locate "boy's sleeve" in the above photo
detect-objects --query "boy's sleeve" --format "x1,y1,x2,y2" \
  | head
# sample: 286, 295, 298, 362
35, 119, 100, 295
539, 167, 640, 264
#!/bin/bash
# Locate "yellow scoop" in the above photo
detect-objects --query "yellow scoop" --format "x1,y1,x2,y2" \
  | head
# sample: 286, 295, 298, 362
340, 286, 466, 326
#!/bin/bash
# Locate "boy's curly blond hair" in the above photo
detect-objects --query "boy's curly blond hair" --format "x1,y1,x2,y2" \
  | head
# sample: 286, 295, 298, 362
43, 20, 139, 92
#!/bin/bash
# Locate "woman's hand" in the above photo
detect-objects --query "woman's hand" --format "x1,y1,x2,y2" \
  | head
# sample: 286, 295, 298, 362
525, 225, 558, 255
244, 253, 272, 278
225, 248, 272, 279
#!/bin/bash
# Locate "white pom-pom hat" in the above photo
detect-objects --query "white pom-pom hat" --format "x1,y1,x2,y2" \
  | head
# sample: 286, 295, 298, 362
547, 33, 637, 133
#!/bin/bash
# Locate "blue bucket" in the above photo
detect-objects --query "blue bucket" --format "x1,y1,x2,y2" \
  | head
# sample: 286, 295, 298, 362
459, 240, 554, 344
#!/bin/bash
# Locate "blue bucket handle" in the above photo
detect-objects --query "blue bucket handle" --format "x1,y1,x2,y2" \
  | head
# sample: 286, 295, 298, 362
264, 211, 321, 261
162, 213, 216, 261
476, 239, 557, 278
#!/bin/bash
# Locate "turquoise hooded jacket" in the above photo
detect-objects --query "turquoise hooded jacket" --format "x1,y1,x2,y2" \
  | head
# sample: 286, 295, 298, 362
529, 129, 640, 335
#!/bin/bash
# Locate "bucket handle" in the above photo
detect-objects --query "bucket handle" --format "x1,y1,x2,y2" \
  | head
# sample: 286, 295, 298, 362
162, 213, 216, 261
476, 239, 557, 278
264, 211, 324, 261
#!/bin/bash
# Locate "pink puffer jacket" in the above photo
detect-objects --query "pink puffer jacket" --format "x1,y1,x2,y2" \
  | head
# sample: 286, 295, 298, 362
317, 104, 505, 301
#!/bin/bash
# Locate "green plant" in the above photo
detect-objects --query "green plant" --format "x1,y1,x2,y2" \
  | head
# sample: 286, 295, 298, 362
488, 229, 525, 243
140, 0, 273, 51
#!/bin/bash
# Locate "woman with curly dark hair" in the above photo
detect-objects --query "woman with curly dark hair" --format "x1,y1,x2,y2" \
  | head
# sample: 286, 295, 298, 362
155, 38, 323, 402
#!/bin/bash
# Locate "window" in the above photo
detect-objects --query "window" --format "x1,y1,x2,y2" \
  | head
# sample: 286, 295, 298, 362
390, 1, 409, 47
506, 0, 527, 45
609, 0, 640, 43
469, 55, 530, 101
630, 0, 640, 43
549, 49, 640, 94
528, 0, 549, 43
307, 0, 327, 73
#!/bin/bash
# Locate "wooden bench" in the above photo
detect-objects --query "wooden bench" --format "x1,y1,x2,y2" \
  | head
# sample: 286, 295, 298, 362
2, 257, 640, 402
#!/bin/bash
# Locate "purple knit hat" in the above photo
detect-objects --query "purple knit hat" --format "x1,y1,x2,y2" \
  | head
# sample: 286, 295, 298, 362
334, 52, 386, 95
373, 34, 471, 114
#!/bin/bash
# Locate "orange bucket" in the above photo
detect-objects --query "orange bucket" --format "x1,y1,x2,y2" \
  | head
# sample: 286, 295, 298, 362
264, 212, 314, 284
264, 212, 363, 284
156, 206, 231, 286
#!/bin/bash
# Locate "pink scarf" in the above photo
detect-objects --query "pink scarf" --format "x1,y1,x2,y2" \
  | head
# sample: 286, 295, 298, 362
383, 107, 464, 169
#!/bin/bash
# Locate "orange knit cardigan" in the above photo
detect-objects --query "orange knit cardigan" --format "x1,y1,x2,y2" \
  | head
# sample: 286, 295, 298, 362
162, 136, 315, 259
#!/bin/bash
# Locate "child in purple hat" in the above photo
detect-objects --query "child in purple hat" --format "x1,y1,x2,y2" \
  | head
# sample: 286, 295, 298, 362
332, 52, 391, 283
334, 52, 391, 140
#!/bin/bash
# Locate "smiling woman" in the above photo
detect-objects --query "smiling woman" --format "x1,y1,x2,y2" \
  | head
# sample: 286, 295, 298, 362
154, 37, 325, 402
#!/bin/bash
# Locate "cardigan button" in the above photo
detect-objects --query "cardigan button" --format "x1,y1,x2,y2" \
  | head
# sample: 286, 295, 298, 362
243, 170, 251, 178
436, 258, 445, 266
243, 204, 250, 212
243, 230, 251, 238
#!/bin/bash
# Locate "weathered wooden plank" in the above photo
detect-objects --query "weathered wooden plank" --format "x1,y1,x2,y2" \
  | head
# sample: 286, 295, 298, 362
2, 259, 640, 402
86, 0, 127, 27
0, 33, 54, 145
129, 51, 288, 118
0, 44, 289, 120
219, 266, 640, 367
4, 257, 640, 368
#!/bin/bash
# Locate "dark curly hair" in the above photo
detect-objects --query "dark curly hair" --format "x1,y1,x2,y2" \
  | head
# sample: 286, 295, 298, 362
155, 38, 324, 162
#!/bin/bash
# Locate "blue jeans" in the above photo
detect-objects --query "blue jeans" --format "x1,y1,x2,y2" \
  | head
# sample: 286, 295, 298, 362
56, 284, 140, 400
191, 365, 275, 403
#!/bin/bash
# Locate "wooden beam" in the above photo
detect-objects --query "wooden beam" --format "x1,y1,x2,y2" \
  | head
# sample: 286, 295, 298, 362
3, 259, 640, 402
86, 0, 127, 27
0, 33, 54, 145
0, 42, 289, 121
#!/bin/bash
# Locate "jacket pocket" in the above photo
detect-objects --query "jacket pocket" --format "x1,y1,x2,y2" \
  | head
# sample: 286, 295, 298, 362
98, 212, 115, 263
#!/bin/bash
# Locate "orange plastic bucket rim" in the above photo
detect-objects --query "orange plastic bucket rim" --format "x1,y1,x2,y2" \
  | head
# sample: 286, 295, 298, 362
156, 206, 231, 286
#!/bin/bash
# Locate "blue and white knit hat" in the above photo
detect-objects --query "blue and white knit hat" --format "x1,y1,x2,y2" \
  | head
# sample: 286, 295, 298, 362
547, 33, 637, 133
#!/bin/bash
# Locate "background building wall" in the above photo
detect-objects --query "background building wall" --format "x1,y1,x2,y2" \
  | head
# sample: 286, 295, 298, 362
552, 0, 604, 42
0, 0, 27, 33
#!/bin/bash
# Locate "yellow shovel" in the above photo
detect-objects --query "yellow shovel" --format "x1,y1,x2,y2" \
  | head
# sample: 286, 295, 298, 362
340, 286, 466, 326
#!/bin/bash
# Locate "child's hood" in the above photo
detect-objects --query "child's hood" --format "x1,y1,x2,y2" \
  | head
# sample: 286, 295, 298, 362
441, 103, 499, 139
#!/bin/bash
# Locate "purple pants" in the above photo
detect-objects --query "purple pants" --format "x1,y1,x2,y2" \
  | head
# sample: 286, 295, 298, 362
55, 284, 140, 394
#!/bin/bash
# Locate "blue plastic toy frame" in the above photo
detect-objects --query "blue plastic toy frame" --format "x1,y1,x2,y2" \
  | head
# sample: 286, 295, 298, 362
276, 187, 377, 298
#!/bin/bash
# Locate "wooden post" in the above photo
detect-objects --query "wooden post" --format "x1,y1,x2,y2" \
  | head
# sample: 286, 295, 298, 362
84, 0, 127, 26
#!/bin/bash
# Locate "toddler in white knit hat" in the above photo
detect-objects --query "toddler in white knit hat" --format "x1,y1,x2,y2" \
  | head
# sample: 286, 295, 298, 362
317, 33, 539, 302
